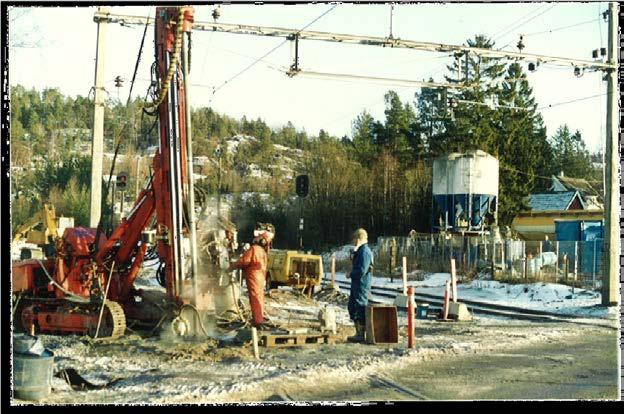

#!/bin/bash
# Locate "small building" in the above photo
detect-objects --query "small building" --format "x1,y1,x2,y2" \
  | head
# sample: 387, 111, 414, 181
528, 191, 586, 212
512, 208, 604, 241
549, 174, 603, 210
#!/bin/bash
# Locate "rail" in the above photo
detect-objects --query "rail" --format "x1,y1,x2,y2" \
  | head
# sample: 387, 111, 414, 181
322, 280, 617, 330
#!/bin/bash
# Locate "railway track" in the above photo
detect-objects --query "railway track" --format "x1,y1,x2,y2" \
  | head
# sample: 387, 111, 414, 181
323, 280, 617, 330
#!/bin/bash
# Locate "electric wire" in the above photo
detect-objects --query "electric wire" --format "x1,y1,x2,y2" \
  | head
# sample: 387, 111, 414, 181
522, 18, 600, 37
126, 7, 153, 106
537, 93, 606, 111
493, 4, 558, 44
208, 4, 338, 104
489, 3, 550, 40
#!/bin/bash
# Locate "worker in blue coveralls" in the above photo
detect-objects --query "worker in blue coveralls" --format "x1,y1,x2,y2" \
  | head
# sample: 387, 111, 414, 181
347, 228, 374, 343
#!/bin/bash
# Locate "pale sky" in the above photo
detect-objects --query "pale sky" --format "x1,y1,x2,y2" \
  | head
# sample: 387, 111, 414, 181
8, 2, 612, 153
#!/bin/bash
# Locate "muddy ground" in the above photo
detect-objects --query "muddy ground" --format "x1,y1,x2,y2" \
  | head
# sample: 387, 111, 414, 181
11, 287, 620, 404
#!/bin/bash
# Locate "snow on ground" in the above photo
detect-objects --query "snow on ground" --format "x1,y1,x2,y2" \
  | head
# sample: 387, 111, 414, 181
330, 271, 616, 319
322, 245, 354, 262
29, 285, 613, 404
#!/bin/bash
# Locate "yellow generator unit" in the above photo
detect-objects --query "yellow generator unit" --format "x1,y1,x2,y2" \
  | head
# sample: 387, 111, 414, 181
267, 249, 323, 290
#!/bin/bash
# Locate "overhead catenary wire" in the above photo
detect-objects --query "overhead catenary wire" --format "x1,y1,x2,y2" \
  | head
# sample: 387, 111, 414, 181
537, 93, 606, 111
493, 4, 558, 44
489, 3, 550, 40
522, 18, 600, 37
208, 4, 338, 103
420, 5, 556, 87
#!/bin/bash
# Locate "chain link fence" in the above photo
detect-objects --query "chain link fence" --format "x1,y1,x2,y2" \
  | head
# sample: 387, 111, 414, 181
339, 233, 605, 289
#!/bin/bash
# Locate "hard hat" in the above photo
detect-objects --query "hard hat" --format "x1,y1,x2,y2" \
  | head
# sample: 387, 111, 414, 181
253, 230, 274, 242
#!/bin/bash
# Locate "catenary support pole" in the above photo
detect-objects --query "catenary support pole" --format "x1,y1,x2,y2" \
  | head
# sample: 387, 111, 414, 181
603, 1, 619, 306
89, 7, 109, 227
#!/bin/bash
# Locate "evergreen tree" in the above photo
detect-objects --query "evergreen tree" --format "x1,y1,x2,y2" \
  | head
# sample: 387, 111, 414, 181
493, 62, 555, 223
442, 35, 506, 152
351, 110, 376, 164
414, 81, 449, 156
550, 125, 593, 179
382, 90, 414, 160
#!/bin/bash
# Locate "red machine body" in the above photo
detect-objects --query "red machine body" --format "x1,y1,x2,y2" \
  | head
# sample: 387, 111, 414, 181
12, 7, 197, 338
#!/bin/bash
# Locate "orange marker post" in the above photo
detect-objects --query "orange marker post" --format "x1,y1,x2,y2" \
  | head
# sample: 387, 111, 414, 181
407, 286, 415, 349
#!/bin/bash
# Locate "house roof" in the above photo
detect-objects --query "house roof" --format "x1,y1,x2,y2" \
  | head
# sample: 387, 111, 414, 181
528, 191, 586, 211
550, 175, 603, 201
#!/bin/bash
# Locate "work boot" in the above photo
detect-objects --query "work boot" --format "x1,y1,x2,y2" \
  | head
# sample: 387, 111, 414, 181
347, 321, 366, 343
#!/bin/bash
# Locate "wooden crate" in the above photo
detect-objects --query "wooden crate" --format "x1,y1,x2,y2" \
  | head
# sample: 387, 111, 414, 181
365, 305, 399, 344
260, 332, 335, 348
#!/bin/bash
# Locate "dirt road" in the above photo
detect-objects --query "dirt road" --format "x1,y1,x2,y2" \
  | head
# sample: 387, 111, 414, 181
254, 325, 618, 401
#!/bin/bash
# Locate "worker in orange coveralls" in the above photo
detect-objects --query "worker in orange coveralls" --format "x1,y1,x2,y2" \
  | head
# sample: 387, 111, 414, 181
231, 233, 270, 328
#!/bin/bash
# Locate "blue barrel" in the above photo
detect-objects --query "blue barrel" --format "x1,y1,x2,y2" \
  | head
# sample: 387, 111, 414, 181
13, 350, 55, 401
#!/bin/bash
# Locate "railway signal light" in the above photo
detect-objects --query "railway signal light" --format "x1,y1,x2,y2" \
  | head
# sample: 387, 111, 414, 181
116, 172, 128, 190
296, 174, 309, 198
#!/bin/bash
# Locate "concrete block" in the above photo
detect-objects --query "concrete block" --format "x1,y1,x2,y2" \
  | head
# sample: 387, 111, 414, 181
448, 302, 472, 321
393, 294, 416, 309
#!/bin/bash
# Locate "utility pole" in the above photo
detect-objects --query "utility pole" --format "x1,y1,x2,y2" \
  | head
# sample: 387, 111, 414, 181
89, 7, 108, 228
602, 1, 619, 306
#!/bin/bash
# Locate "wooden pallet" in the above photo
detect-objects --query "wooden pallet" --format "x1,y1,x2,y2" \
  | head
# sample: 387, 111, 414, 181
260, 332, 335, 348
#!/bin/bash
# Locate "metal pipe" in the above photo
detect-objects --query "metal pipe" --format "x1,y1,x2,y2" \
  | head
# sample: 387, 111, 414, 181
182, 33, 199, 305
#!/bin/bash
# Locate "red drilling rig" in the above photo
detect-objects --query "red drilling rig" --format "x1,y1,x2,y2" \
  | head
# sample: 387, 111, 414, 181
11, 6, 213, 338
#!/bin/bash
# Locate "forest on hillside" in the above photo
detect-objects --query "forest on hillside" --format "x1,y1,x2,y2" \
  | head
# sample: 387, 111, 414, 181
10, 35, 600, 251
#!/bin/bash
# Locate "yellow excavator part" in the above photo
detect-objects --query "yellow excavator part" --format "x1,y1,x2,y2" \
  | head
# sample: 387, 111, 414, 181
12, 203, 61, 245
